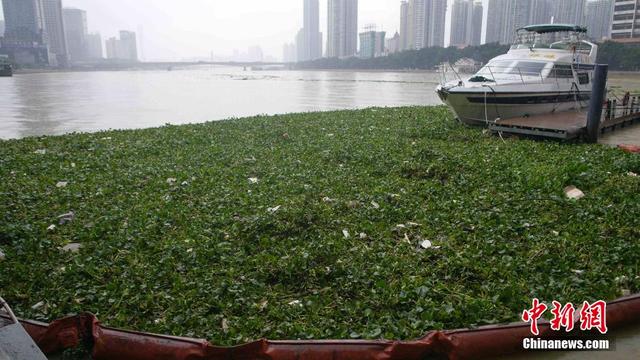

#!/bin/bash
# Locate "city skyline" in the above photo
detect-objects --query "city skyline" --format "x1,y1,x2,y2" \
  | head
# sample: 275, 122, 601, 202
0, 0, 489, 61
0, 0, 621, 62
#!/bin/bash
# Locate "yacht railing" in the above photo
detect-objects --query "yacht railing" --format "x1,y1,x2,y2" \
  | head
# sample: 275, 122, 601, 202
440, 63, 594, 87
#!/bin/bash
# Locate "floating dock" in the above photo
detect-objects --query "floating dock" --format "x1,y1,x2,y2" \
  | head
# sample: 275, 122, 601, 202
489, 101, 640, 140
489, 64, 640, 142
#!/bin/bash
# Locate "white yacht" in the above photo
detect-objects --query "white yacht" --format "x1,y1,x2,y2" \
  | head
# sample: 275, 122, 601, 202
436, 24, 598, 126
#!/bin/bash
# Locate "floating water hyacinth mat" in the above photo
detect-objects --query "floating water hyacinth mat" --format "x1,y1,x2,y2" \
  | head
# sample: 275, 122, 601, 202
0, 106, 639, 346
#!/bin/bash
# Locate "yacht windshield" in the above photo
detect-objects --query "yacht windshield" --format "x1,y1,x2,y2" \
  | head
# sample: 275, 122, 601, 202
474, 60, 550, 81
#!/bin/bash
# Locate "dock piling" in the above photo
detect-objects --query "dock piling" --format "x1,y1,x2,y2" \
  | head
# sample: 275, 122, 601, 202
586, 64, 609, 143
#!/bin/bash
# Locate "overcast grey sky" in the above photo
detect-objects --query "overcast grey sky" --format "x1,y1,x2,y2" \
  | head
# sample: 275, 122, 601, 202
2, 0, 489, 61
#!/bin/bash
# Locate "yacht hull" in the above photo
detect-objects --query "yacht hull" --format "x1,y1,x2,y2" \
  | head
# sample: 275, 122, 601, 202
437, 87, 591, 126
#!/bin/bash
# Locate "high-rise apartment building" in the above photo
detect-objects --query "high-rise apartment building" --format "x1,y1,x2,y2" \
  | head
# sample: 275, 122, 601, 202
530, 0, 553, 24
327, 0, 358, 58
486, 0, 557, 45
42, 0, 67, 66
427, 0, 447, 47
359, 25, 385, 58
611, 0, 640, 41
105, 30, 138, 61
85, 32, 103, 59
552, 0, 587, 25
406, 0, 447, 50
399, 1, 409, 50
450, 0, 474, 47
386, 31, 401, 54
118, 30, 138, 61
407, 0, 427, 50
63, 8, 87, 63
586, 0, 613, 40
298, 0, 322, 61
471, 1, 483, 46
0, 0, 50, 65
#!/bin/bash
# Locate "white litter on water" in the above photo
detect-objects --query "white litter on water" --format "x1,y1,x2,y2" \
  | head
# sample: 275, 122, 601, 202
31, 301, 45, 310
420, 240, 433, 249
267, 205, 281, 214
62, 243, 83, 253
564, 186, 585, 200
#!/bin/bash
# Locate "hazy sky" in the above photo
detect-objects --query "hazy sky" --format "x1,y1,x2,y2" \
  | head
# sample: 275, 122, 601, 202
1, 0, 489, 61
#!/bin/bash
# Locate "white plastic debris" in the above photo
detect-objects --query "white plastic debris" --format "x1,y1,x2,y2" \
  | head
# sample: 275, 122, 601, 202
34, 149, 47, 155
56, 181, 68, 188
166, 178, 177, 185
371, 201, 380, 209
342, 229, 350, 239
420, 240, 433, 249
564, 186, 585, 200
62, 243, 83, 253
248, 177, 259, 184
31, 301, 45, 310
47, 224, 56, 231
359, 233, 368, 240
101, 137, 112, 140
628, 172, 638, 177
572, 269, 585, 275
322, 197, 334, 203
288, 300, 303, 307
403, 233, 411, 244
58, 211, 75, 225
267, 205, 281, 214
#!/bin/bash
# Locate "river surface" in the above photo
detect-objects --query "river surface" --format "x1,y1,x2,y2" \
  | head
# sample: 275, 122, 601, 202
0, 66, 639, 141
0, 66, 442, 139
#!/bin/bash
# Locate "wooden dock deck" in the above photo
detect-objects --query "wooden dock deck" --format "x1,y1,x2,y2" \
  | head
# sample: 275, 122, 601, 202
489, 107, 640, 140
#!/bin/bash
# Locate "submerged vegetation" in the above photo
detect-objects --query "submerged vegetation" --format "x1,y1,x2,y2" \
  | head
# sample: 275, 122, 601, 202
0, 107, 639, 345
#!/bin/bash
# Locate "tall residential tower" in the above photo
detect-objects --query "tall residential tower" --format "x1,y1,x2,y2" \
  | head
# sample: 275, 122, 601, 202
42, 0, 68, 66
0, 0, 50, 65
586, 0, 613, 40
62, 8, 88, 63
297, 0, 322, 61
406, 0, 447, 50
327, 0, 358, 58
611, 0, 640, 41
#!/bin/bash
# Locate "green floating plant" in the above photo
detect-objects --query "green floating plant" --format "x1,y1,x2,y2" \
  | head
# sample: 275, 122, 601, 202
0, 106, 638, 346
